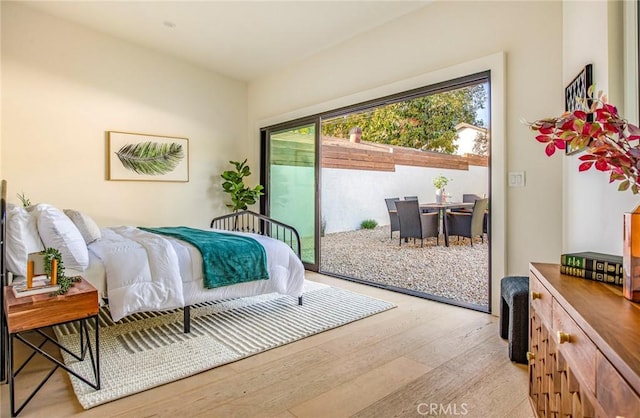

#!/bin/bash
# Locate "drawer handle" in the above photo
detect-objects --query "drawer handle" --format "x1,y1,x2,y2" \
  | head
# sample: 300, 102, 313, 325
557, 331, 571, 344
526, 351, 535, 361
531, 292, 542, 300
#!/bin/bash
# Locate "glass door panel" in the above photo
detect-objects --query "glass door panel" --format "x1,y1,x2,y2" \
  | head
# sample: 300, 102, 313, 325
264, 121, 318, 268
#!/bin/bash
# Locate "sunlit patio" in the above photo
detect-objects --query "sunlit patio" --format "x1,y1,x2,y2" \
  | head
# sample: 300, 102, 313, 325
320, 225, 489, 310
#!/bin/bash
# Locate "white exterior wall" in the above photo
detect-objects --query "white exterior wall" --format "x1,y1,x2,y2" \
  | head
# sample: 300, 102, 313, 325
322, 165, 488, 234
455, 127, 481, 156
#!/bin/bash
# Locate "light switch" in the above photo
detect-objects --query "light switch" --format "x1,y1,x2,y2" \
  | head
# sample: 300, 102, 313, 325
508, 171, 525, 187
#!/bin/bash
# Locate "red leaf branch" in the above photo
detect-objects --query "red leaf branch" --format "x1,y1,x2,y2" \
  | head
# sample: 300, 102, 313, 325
527, 87, 640, 194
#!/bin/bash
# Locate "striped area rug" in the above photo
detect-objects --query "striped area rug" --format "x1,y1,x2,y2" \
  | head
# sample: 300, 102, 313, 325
53, 281, 395, 409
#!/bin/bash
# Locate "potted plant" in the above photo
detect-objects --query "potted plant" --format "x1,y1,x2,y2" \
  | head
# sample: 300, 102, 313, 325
221, 159, 264, 212
433, 175, 451, 203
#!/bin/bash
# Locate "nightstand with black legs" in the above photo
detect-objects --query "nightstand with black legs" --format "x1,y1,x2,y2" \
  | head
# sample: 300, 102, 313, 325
2, 278, 100, 417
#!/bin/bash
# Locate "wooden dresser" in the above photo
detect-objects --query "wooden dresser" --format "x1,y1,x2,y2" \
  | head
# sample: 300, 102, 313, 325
528, 263, 640, 418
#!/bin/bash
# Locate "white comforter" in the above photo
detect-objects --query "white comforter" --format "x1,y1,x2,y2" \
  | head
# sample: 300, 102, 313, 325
89, 226, 305, 321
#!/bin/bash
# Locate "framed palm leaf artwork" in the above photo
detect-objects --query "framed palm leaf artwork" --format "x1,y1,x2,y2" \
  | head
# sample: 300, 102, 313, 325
107, 131, 189, 182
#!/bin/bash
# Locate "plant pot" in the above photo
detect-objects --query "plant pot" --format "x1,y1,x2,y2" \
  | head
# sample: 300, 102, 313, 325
435, 188, 444, 204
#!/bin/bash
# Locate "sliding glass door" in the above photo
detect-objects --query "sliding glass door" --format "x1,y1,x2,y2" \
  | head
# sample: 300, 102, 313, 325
261, 118, 319, 270
259, 72, 490, 312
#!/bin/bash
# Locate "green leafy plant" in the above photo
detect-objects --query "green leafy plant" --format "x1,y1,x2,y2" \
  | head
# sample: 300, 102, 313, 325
42, 248, 81, 295
360, 219, 378, 229
221, 159, 264, 212
16, 192, 31, 207
433, 175, 451, 190
116, 141, 184, 175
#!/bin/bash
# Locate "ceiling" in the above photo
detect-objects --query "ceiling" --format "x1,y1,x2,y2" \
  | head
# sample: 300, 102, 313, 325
21, 1, 431, 82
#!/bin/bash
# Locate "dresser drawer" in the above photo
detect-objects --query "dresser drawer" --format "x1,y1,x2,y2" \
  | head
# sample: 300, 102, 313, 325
596, 351, 640, 418
530, 274, 552, 327
552, 299, 597, 394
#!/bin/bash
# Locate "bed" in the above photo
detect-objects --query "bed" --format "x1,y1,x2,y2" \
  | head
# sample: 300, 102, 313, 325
0, 180, 306, 339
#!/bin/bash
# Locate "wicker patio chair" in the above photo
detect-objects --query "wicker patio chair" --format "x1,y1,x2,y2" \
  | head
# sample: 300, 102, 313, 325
396, 200, 439, 247
446, 198, 488, 246
385, 197, 401, 239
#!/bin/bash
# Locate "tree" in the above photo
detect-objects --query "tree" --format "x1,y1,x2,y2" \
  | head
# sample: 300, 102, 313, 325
473, 131, 489, 156
322, 84, 487, 154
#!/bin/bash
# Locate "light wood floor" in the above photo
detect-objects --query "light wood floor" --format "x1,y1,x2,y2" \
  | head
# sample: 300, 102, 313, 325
1, 272, 533, 418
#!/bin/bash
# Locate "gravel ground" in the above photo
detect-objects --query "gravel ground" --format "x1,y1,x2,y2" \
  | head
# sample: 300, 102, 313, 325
320, 225, 489, 308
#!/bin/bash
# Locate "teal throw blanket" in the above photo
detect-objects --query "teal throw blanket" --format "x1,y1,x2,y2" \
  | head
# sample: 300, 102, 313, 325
139, 226, 269, 289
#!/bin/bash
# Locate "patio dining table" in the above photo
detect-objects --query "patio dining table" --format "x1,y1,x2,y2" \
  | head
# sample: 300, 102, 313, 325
418, 201, 474, 247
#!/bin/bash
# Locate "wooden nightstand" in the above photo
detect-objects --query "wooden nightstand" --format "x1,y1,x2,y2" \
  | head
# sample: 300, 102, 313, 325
2, 278, 100, 417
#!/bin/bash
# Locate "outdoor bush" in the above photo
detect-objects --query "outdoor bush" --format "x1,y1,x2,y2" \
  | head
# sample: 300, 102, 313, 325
360, 219, 378, 229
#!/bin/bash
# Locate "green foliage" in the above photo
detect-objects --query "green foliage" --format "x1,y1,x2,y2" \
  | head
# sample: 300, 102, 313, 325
42, 247, 65, 279
433, 175, 451, 190
116, 141, 184, 175
53, 275, 82, 296
17, 192, 31, 207
322, 84, 487, 153
41, 247, 81, 295
360, 219, 378, 229
221, 159, 264, 212
473, 131, 489, 156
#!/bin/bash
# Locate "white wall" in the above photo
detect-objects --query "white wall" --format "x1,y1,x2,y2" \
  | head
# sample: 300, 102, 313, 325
0, 1, 569, 315
1, 3, 248, 227
249, 0, 564, 314
322, 165, 488, 234
562, 0, 636, 255
455, 127, 481, 156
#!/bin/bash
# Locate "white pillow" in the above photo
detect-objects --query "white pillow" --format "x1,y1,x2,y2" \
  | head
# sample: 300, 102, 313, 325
5, 203, 45, 276
63, 209, 101, 244
35, 205, 89, 271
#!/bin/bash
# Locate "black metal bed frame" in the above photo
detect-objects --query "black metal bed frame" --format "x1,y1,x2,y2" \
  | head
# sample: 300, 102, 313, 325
180, 210, 303, 333
0, 187, 303, 351
1, 179, 7, 382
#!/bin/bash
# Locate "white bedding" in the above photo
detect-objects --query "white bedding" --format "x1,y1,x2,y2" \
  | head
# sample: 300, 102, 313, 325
88, 226, 305, 321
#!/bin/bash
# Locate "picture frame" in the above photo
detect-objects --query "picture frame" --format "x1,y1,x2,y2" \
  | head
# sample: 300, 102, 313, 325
107, 131, 189, 182
564, 64, 593, 154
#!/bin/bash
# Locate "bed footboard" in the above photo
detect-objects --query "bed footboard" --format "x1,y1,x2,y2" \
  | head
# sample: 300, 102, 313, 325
210, 210, 302, 259
189, 211, 303, 334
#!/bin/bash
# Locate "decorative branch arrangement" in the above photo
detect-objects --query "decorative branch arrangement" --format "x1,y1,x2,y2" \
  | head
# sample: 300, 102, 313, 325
527, 87, 640, 194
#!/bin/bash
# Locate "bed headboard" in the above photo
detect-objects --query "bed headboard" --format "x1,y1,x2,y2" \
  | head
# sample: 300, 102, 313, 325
1, 179, 6, 381
1, 179, 6, 288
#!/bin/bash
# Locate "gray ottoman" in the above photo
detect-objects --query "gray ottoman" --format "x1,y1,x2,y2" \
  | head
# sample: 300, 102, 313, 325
500, 276, 529, 364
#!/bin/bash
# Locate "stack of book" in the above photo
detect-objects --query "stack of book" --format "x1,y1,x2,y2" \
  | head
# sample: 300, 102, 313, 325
11, 276, 60, 297
560, 251, 623, 286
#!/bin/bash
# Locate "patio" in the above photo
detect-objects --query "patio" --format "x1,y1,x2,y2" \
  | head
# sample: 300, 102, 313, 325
320, 225, 489, 309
